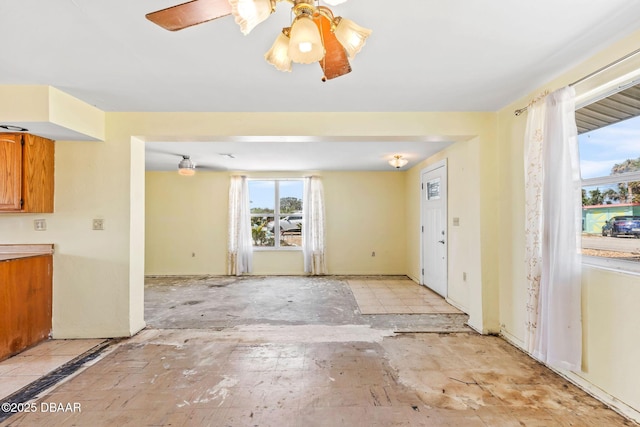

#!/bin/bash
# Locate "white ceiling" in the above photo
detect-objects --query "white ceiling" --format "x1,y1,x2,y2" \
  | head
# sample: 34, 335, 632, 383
3, 0, 640, 171
146, 137, 459, 172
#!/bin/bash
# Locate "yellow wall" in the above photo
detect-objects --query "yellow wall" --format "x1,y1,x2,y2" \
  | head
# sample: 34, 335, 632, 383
580, 266, 640, 411
145, 171, 230, 275
323, 171, 407, 275
0, 109, 497, 338
145, 170, 408, 276
404, 130, 497, 333
0, 85, 104, 141
497, 29, 640, 417
405, 140, 482, 316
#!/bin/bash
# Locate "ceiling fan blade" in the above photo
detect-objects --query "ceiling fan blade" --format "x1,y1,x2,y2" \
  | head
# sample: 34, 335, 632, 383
315, 15, 351, 80
146, 0, 232, 31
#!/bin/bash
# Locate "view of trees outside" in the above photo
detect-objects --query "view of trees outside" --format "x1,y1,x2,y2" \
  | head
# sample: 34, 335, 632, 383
579, 115, 640, 206
248, 180, 303, 247
582, 169, 640, 206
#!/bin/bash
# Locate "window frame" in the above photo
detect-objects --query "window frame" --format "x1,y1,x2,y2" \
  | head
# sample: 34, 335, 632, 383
577, 90, 640, 275
248, 178, 304, 251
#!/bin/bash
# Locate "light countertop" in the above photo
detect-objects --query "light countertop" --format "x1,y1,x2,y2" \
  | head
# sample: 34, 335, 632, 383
0, 244, 54, 262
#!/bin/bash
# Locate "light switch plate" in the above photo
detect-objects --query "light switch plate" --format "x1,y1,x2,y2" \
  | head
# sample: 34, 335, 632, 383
34, 219, 47, 231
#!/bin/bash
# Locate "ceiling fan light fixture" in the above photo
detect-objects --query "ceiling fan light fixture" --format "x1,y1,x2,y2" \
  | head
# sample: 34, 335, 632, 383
146, 0, 369, 80
333, 17, 371, 59
229, 0, 275, 35
389, 155, 408, 169
288, 15, 325, 64
265, 28, 293, 72
178, 155, 196, 176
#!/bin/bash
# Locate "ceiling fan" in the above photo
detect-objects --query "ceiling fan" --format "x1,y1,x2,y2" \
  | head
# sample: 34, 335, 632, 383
146, 0, 371, 81
177, 154, 229, 174
147, 148, 224, 175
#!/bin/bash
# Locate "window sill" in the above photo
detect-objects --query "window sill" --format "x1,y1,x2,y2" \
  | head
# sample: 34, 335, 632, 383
253, 247, 303, 252
582, 255, 640, 276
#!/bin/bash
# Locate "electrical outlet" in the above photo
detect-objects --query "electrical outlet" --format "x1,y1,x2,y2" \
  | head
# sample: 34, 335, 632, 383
34, 219, 46, 231
453, 217, 460, 226
371, 251, 376, 257
463, 272, 467, 281
92, 219, 104, 230
192, 252, 196, 257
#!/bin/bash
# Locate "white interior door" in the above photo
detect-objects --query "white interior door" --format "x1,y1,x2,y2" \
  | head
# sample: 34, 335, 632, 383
421, 163, 448, 297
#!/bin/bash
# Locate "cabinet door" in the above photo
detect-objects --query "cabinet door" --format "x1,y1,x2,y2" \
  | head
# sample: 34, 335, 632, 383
0, 255, 53, 360
0, 134, 22, 211
22, 134, 54, 212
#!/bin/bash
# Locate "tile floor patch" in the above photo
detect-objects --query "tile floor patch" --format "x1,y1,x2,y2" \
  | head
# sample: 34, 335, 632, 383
347, 278, 463, 315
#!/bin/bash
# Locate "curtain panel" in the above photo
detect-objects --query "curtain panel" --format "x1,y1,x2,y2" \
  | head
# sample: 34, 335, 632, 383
227, 176, 253, 276
524, 86, 582, 371
302, 176, 327, 275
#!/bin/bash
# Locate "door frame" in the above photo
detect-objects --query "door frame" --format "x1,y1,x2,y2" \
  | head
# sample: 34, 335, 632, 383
419, 159, 448, 292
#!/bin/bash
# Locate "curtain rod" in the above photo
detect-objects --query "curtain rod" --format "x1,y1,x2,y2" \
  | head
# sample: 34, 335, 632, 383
513, 47, 640, 116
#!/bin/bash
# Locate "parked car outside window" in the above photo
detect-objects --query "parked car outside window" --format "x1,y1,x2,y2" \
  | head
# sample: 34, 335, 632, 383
601, 216, 640, 238
268, 215, 303, 233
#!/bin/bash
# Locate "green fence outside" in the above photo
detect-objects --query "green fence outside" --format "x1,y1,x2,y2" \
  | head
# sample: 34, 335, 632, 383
582, 204, 640, 234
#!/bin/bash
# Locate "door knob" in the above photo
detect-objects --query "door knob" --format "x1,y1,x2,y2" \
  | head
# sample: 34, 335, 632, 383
438, 240, 445, 244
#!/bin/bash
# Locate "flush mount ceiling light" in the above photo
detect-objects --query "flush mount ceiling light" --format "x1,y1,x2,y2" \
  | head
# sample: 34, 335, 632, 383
389, 155, 408, 169
178, 155, 196, 176
146, 0, 371, 81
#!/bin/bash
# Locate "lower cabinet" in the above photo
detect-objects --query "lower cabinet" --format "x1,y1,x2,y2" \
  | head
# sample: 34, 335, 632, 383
0, 255, 53, 361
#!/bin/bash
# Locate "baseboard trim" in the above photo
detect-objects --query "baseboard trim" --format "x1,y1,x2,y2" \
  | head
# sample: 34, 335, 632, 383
500, 328, 640, 424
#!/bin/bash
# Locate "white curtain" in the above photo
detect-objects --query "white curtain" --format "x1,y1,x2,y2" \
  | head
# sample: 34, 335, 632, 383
524, 86, 582, 371
227, 176, 252, 276
303, 176, 327, 275
524, 94, 546, 355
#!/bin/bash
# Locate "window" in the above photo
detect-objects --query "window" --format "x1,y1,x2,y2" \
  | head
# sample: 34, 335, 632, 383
248, 179, 303, 249
578, 89, 640, 270
427, 178, 441, 200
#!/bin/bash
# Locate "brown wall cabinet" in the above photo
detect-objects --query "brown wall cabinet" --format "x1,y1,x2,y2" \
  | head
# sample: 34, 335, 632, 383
0, 255, 53, 361
0, 133, 54, 213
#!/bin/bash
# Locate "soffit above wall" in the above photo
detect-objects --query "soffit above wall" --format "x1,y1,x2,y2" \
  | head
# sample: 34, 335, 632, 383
576, 84, 640, 134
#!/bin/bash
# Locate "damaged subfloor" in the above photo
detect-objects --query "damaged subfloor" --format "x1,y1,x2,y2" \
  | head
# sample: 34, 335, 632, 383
1, 276, 635, 426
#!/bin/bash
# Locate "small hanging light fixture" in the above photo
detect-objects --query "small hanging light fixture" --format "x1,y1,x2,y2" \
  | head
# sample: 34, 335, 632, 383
389, 155, 408, 169
178, 155, 196, 176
